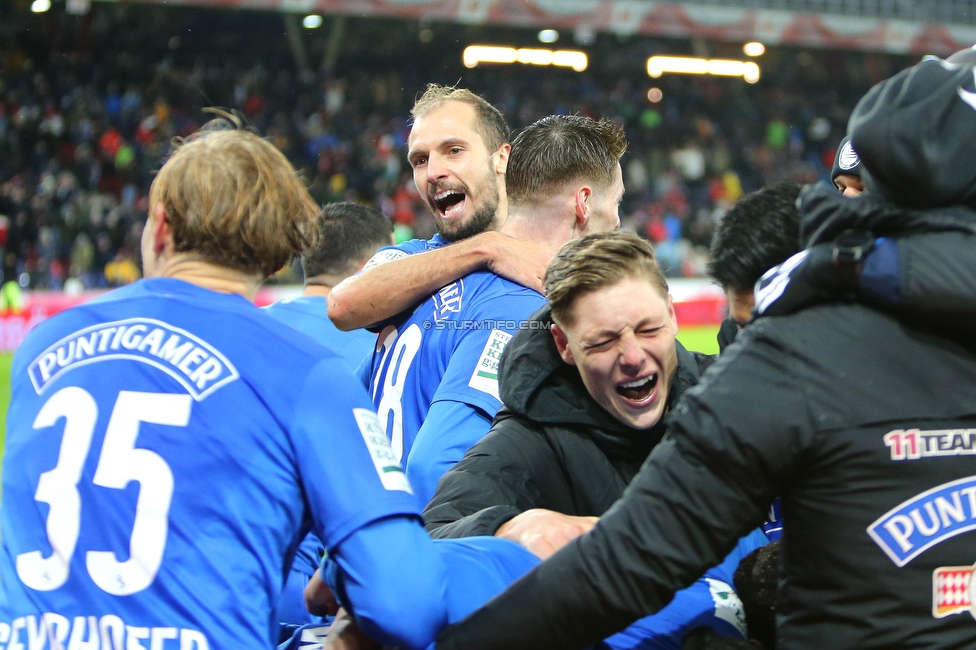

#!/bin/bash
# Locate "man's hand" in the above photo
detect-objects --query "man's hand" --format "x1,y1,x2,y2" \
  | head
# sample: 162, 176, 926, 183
323, 609, 380, 650
479, 232, 550, 295
494, 509, 598, 560
304, 568, 339, 617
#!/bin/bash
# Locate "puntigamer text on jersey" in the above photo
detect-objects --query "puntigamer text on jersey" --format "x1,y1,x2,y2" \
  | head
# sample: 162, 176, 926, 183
27, 318, 239, 400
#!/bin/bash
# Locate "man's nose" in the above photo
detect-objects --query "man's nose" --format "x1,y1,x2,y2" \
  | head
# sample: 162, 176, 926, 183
619, 332, 644, 369
427, 154, 449, 183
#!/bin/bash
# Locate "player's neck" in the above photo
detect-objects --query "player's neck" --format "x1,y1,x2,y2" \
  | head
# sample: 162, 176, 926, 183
302, 283, 332, 299
500, 207, 574, 261
153, 256, 262, 301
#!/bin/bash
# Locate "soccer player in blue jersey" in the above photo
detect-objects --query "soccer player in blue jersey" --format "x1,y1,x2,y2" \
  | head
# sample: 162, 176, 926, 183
265, 202, 392, 375
361, 113, 627, 504
327, 85, 552, 332
264, 202, 392, 628
0, 119, 537, 650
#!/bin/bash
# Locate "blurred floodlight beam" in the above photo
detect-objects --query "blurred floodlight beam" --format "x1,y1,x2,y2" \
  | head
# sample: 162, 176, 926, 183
647, 56, 759, 82
743, 62, 761, 83
464, 46, 587, 71
31, 0, 51, 12
517, 48, 555, 66
463, 46, 517, 68
538, 29, 559, 44
743, 41, 766, 57
647, 56, 708, 77
552, 50, 588, 71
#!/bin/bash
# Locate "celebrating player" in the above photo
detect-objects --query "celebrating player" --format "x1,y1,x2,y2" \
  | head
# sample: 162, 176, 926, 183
327, 85, 551, 332
0, 118, 527, 650
361, 113, 627, 504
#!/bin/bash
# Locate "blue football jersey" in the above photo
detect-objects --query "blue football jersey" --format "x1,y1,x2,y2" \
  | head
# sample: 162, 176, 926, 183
263, 297, 377, 375
361, 266, 545, 465
0, 278, 419, 650
361, 235, 449, 272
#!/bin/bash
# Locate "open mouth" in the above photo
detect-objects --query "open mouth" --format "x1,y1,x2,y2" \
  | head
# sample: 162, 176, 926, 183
616, 374, 658, 404
431, 189, 466, 218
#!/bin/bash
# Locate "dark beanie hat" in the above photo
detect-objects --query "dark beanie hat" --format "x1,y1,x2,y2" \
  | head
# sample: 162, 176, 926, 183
848, 46, 976, 209
830, 136, 862, 181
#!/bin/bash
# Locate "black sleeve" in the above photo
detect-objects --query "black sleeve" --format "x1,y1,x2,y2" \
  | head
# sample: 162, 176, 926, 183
422, 420, 555, 539
436, 329, 816, 649
885, 232, 976, 325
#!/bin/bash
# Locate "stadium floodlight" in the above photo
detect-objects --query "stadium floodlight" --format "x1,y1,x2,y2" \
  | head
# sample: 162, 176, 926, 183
302, 15, 323, 29
538, 29, 559, 44
743, 41, 766, 57
463, 46, 587, 72
31, 0, 51, 12
647, 56, 760, 83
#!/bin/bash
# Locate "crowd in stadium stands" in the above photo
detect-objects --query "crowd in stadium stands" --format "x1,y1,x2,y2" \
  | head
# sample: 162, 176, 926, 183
0, 4, 913, 291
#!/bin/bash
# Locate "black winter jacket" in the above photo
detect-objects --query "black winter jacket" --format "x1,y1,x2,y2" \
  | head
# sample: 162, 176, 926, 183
423, 308, 713, 538
437, 186, 976, 650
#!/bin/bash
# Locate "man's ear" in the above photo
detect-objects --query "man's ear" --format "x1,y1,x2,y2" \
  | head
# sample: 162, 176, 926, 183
551, 323, 577, 366
667, 294, 679, 336
151, 202, 171, 256
494, 143, 511, 175
573, 186, 592, 231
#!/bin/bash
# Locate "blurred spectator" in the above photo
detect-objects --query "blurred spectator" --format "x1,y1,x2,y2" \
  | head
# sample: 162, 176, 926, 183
0, 3, 908, 288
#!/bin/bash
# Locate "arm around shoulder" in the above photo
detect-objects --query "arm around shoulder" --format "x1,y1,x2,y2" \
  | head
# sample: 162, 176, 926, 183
327, 232, 548, 330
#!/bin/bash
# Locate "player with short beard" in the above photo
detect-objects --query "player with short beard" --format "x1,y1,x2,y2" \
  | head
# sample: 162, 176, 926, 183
361, 114, 628, 505
328, 85, 552, 332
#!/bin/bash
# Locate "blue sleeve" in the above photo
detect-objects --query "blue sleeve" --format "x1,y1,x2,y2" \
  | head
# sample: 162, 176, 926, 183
405, 399, 492, 506
431, 536, 540, 622
431, 292, 545, 416
291, 359, 422, 550
859, 237, 901, 306
328, 517, 449, 649
325, 521, 538, 649
599, 530, 767, 650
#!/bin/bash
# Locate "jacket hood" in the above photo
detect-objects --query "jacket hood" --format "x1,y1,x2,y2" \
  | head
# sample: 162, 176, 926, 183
754, 183, 976, 335
800, 182, 976, 248
498, 305, 709, 441
849, 48, 976, 211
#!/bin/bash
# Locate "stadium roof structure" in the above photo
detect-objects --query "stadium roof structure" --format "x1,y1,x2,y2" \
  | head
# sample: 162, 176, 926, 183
93, 0, 976, 55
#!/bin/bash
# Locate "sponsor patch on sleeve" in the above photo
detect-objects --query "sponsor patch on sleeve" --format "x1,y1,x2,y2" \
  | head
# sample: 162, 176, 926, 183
705, 578, 747, 636
362, 248, 409, 271
467, 329, 512, 401
352, 408, 413, 494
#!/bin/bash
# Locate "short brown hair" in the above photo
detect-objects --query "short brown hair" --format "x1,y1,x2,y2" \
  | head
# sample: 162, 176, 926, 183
411, 84, 509, 153
149, 126, 318, 278
506, 115, 627, 206
302, 202, 393, 279
545, 231, 668, 327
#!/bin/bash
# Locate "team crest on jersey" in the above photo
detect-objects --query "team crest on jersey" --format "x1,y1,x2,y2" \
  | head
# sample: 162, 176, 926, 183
933, 563, 976, 620
884, 428, 976, 461
28, 318, 239, 400
432, 280, 464, 322
867, 475, 976, 567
